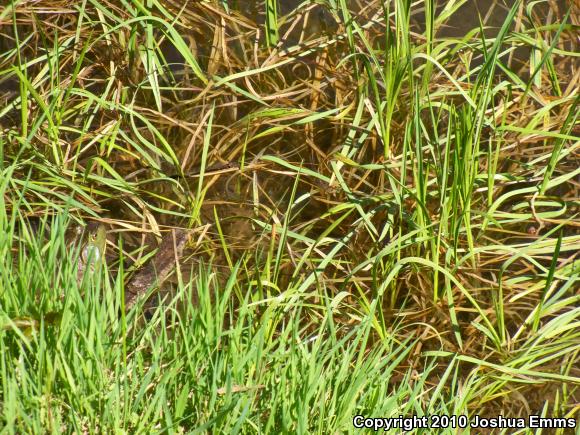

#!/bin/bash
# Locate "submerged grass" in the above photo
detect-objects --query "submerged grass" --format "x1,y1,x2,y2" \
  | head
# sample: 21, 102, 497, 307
1, 0, 579, 432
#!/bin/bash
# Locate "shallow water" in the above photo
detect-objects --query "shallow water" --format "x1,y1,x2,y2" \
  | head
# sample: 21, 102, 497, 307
244, 0, 572, 39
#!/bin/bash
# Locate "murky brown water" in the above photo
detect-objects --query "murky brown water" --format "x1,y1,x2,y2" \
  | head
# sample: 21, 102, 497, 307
243, 0, 573, 41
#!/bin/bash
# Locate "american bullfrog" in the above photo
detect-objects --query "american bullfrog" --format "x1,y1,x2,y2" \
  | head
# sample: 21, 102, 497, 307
71, 222, 107, 282
72, 222, 190, 312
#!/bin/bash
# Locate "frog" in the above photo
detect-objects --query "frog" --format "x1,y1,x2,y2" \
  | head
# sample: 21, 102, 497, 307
70, 221, 107, 283
71, 221, 190, 313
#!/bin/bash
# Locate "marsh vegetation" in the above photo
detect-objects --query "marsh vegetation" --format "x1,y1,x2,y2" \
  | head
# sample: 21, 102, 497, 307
0, 0, 578, 432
